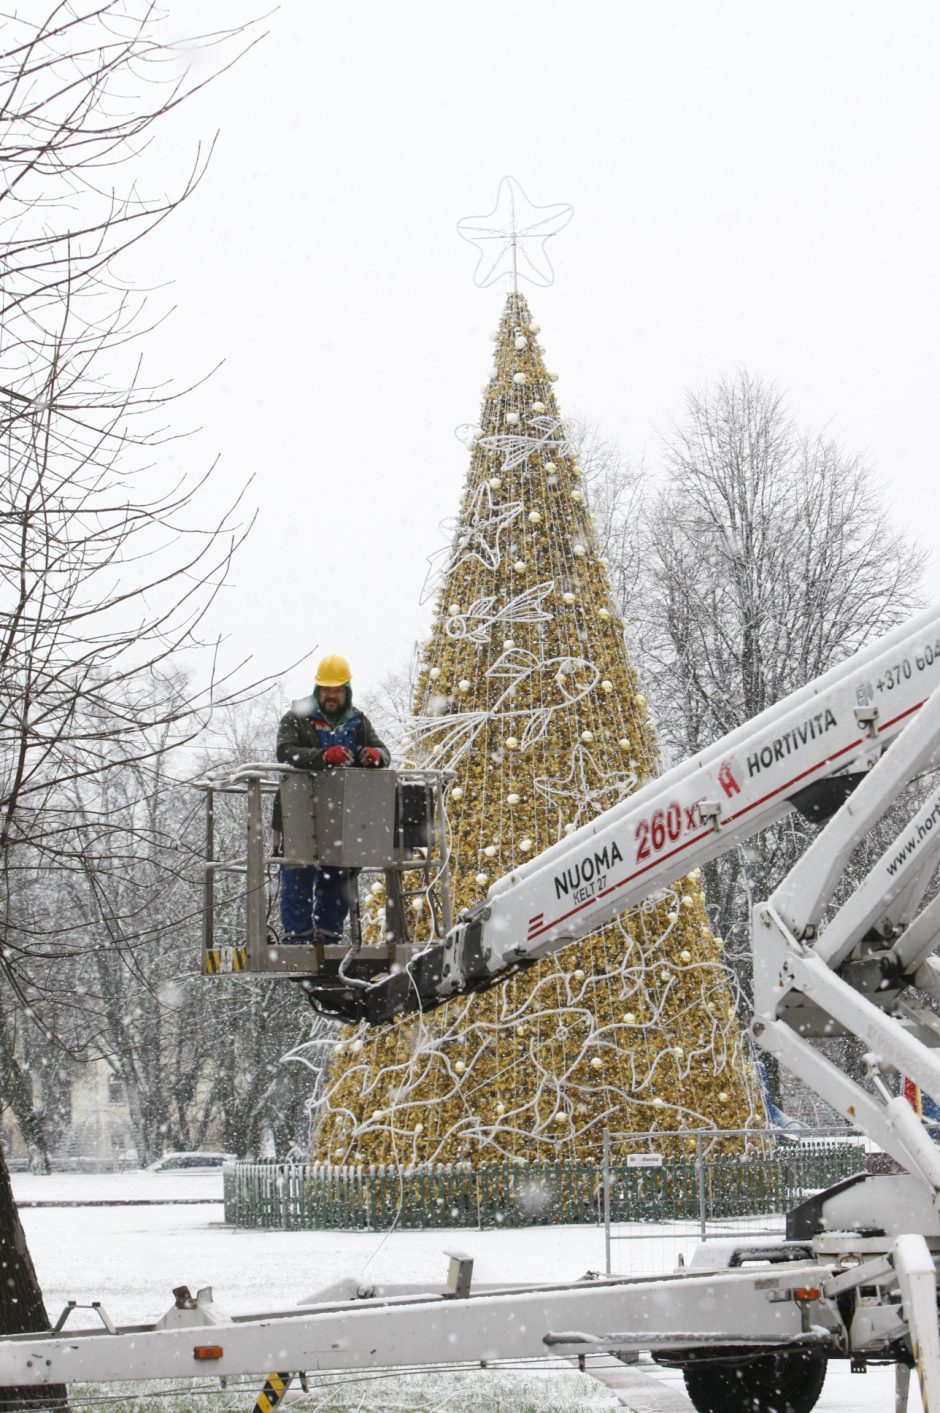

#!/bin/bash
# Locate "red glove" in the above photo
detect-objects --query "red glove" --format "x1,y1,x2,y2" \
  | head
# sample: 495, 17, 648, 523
359, 746, 383, 767
322, 745, 353, 766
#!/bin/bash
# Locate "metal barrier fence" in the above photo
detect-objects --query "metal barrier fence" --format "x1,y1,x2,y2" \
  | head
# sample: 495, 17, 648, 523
223, 1158, 607, 1230
224, 1128, 869, 1234
601, 1126, 870, 1274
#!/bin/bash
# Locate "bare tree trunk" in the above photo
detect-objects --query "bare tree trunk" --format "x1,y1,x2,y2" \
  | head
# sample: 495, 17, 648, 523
0, 1026, 49, 1173
0, 1151, 68, 1410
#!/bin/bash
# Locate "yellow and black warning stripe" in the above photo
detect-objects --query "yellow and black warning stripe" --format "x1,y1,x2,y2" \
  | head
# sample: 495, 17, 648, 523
203, 946, 248, 975
252, 1371, 292, 1412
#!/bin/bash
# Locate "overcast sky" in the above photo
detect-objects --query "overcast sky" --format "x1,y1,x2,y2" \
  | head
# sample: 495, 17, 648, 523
141, 0, 940, 704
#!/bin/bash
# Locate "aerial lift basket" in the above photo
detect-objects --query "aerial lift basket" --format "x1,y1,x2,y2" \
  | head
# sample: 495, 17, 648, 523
195, 764, 452, 986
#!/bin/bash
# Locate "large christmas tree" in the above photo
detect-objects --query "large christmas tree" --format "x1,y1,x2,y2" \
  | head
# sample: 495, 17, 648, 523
312, 215, 762, 1165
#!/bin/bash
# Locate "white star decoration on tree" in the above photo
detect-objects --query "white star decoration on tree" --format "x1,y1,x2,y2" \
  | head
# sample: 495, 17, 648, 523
534, 745, 639, 831
450, 481, 522, 572
419, 483, 523, 603
457, 176, 573, 290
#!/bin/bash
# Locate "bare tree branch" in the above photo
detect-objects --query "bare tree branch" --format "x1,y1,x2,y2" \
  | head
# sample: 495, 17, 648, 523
0, 3, 267, 1393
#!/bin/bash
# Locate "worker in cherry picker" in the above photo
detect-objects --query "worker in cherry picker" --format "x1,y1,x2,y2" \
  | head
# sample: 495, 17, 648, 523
275, 654, 390, 944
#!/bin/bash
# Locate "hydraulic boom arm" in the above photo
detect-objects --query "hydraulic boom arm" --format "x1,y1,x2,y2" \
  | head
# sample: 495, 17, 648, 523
312, 606, 940, 1025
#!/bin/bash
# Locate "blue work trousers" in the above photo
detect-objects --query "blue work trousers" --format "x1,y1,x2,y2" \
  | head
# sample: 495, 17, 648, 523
280, 865, 351, 941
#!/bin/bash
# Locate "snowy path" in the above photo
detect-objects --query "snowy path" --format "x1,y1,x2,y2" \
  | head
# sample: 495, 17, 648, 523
11, 1172, 921, 1410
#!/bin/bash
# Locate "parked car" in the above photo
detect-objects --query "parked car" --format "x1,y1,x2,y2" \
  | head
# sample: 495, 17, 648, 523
146, 1152, 235, 1173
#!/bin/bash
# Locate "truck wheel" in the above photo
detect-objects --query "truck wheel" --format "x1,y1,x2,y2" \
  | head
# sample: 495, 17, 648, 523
682, 1347, 827, 1413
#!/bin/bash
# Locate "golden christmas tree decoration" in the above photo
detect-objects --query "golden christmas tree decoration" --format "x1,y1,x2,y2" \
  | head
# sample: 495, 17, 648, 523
313, 188, 763, 1166
312, 296, 763, 1166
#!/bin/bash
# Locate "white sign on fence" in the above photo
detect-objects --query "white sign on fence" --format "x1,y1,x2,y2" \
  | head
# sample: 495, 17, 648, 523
626, 1153, 663, 1169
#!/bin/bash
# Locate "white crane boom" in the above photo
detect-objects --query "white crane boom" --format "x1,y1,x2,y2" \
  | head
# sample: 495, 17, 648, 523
334, 604, 940, 1025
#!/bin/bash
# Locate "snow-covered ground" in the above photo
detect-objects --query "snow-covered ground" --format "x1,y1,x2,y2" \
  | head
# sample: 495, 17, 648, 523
11, 1171, 921, 1410
14, 1168, 228, 1210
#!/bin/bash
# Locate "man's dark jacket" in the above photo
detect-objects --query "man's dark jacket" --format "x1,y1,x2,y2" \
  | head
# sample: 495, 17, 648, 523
272, 689, 390, 833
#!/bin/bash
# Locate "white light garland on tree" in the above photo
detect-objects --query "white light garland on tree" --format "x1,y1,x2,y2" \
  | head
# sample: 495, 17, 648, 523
444, 581, 555, 644
532, 744, 639, 832
294, 881, 754, 1166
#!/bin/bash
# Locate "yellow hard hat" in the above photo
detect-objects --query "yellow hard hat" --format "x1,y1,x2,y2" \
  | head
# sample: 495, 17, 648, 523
315, 654, 352, 688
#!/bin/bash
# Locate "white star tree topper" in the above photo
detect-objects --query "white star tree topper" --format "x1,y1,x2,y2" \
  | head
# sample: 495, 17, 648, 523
457, 176, 573, 290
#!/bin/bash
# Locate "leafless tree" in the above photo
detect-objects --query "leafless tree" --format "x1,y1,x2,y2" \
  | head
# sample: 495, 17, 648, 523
360, 664, 414, 757
8, 683, 316, 1163
189, 692, 319, 1159
568, 418, 645, 616
581, 374, 926, 1113
0, 3, 263, 1399
642, 373, 925, 752
633, 373, 926, 1107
